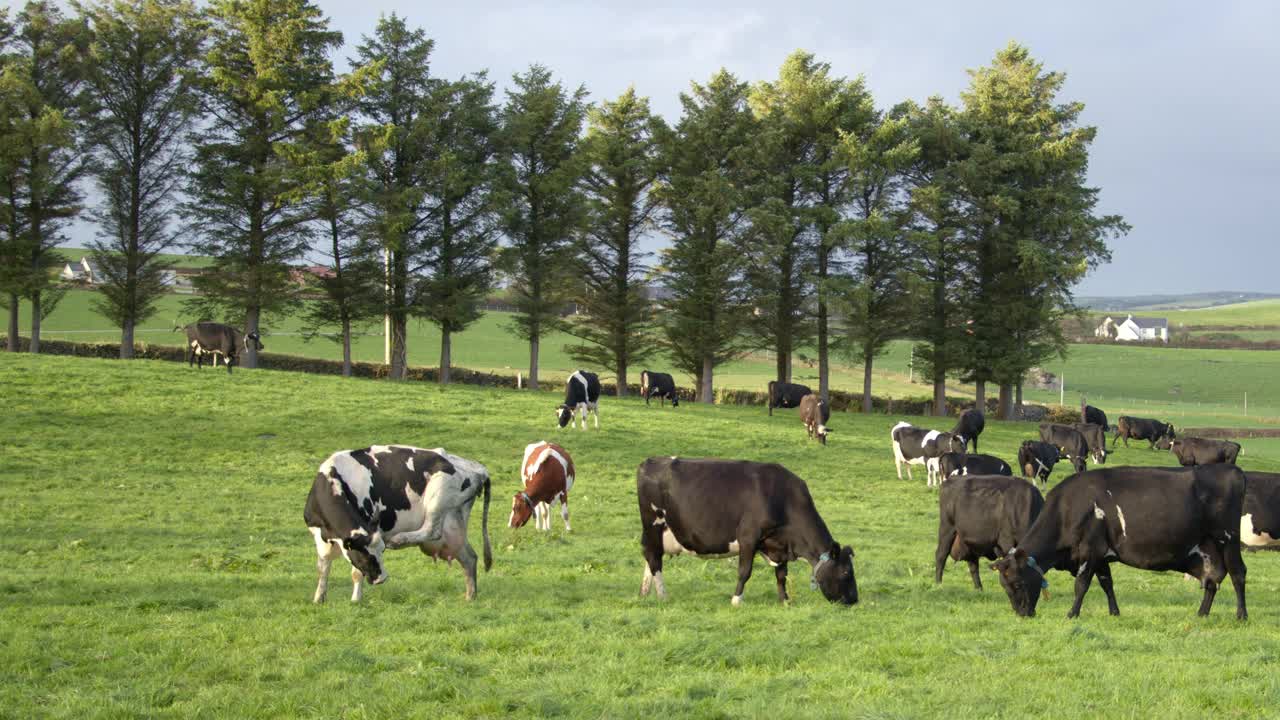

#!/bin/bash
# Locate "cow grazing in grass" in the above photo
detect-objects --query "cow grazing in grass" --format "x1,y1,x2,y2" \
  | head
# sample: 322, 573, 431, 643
767, 381, 812, 416
1112, 416, 1175, 449
1039, 423, 1090, 474
1018, 441, 1061, 485
1242, 471, 1280, 550
1168, 437, 1241, 467
510, 441, 575, 532
891, 422, 966, 487
1084, 405, 1109, 431
991, 465, 1248, 619
556, 370, 601, 429
1073, 423, 1109, 464
936, 474, 1044, 590
175, 322, 262, 373
952, 409, 985, 453
636, 457, 857, 606
304, 445, 492, 603
798, 394, 831, 445
640, 370, 679, 407
937, 452, 1012, 479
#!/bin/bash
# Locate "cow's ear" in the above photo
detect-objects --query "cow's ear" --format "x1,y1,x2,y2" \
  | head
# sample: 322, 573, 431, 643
829, 541, 841, 559
841, 545, 854, 560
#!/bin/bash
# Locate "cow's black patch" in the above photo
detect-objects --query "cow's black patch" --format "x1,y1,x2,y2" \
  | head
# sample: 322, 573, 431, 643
460, 478, 471, 491
379, 509, 397, 532
362, 497, 374, 520
351, 448, 378, 474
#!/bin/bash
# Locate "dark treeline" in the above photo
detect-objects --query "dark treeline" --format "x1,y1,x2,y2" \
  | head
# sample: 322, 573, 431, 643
0, 1, 1126, 414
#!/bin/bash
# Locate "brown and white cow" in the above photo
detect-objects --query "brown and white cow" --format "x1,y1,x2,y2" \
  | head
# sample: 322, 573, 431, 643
510, 441, 575, 532
798, 394, 831, 445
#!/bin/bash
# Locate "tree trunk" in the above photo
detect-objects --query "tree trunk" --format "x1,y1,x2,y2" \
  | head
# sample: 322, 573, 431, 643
998, 383, 1014, 420
440, 328, 452, 385
817, 281, 829, 402
528, 334, 540, 390
701, 354, 714, 404
933, 374, 947, 417
29, 291, 41, 354
341, 316, 352, 378
6, 294, 18, 351
1015, 380, 1024, 417
244, 305, 260, 368
862, 349, 874, 414
974, 380, 986, 413
390, 312, 407, 379
120, 317, 135, 359
616, 363, 627, 397
775, 343, 788, 385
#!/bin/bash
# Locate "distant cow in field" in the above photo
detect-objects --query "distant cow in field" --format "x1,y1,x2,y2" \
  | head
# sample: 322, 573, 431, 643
991, 465, 1248, 619
937, 452, 1012, 479
1242, 471, 1280, 549
891, 422, 967, 487
767, 381, 812, 416
556, 370, 601, 429
1018, 441, 1061, 485
1168, 437, 1241, 467
510, 441, 575, 532
640, 370, 680, 407
175, 322, 262, 373
636, 457, 857, 606
1073, 423, 1109, 464
952, 409, 985, 453
799, 394, 831, 445
1084, 405, 1109, 431
1039, 424, 1090, 474
936, 474, 1044, 590
1111, 416, 1175, 449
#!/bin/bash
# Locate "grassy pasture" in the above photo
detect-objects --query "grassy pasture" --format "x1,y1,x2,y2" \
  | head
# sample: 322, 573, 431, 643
1161, 299, 1280, 327
2, 354, 1280, 718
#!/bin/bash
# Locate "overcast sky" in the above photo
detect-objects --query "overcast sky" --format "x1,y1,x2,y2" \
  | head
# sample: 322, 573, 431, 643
71, 1, 1280, 297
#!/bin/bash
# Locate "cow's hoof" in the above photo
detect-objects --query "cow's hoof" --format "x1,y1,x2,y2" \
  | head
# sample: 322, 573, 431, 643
731, 595, 742, 607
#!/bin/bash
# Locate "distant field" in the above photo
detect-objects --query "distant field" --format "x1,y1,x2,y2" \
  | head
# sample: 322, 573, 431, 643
1161, 299, 1280, 327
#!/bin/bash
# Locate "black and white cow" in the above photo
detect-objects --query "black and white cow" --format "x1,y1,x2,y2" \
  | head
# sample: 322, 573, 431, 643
767, 381, 812, 416
304, 445, 492, 603
937, 452, 1012, 479
891, 422, 967, 487
175, 321, 263, 373
1038, 423, 1090, 474
1018, 440, 1061, 485
952, 409, 985, 453
1084, 405, 1109, 431
636, 457, 857, 606
1168, 437, 1241, 467
1242, 471, 1280, 550
799, 394, 831, 445
640, 370, 679, 407
991, 465, 1248, 619
556, 370, 601, 429
1112, 415, 1175, 449
936, 474, 1044, 590
1072, 423, 1109, 464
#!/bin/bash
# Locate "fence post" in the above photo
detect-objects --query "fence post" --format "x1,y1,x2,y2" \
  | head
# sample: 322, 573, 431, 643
518, 372, 522, 390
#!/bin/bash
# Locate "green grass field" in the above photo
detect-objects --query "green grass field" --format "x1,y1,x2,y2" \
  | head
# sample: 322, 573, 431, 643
1161, 299, 1280, 327
2, 354, 1280, 718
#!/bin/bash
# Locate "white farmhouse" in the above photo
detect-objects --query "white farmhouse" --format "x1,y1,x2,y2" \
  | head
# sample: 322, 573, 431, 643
1096, 314, 1168, 343
59, 257, 101, 284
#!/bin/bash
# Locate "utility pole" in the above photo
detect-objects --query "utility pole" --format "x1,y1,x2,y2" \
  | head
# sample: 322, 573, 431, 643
383, 247, 391, 365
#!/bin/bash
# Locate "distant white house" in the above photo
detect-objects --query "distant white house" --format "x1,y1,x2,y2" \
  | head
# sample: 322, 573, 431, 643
1096, 314, 1168, 343
59, 257, 101, 284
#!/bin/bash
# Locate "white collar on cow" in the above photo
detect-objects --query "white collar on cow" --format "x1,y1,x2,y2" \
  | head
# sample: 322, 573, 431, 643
1025, 555, 1050, 590
810, 551, 831, 590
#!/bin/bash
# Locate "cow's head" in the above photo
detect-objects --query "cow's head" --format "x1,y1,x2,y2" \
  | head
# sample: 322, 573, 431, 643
555, 404, 573, 428
948, 434, 967, 454
816, 424, 830, 445
340, 530, 387, 585
814, 543, 858, 605
670, 395, 679, 408
1167, 439, 1184, 455
244, 332, 264, 352
509, 491, 536, 528
991, 548, 1046, 617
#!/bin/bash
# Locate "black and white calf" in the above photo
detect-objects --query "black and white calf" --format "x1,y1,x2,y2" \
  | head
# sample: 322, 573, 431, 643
937, 452, 1012, 479
891, 422, 967, 487
1168, 437, 1241, 467
556, 370, 601, 429
1242, 471, 1280, 549
936, 474, 1044, 590
799, 394, 831, 445
1018, 440, 1061, 485
1038, 423, 1090, 474
991, 465, 1248, 619
952, 409, 985, 453
304, 445, 492, 603
767, 381, 812, 416
636, 457, 857, 606
640, 370, 679, 407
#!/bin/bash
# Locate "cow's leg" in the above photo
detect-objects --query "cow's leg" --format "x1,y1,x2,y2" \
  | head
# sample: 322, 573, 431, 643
1095, 563, 1120, 616
774, 562, 789, 603
934, 524, 956, 585
226, 354, 233, 374
894, 456, 903, 480
1193, 542, 1227, 616
559, 494, 570, 532
640, 525, 665, 599
312, 535, 339, 603
1223, 538, 1248, 620
966, 559, 982, 590
592, 402, 599, 429
731, 539, 758, 606
458, 541, 480, 600
350, 567, 364, 603
1067, 562, 1098, 618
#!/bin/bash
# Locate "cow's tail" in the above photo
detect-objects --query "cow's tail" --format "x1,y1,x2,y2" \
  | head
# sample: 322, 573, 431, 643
481, 474, 492, 572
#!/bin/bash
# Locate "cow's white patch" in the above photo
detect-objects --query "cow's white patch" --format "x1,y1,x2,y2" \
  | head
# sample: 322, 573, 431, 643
1078, 562, 1088, 575
923, 430, 941, 444
1241, 514, 1279, 548
405, 457, 414, 472
1116, 506, 1128, 537
662, 529, 692, 555
653, 571, 667, 598
892, 421, 912, 432
731, 594, 742, 607
727, 541, 740, 553
349, 528, 368, 538
1093, 502, 1106, 520
1104, 548, 1118, 559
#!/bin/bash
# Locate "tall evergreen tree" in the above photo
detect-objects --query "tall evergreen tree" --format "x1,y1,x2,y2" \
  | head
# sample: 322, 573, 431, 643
496, 65, 587, 390
655, 69, 755, 403
78, 0, 201, 358
184, 0, 342, 368
0, 9, 28, 350
565, 87, 666, 396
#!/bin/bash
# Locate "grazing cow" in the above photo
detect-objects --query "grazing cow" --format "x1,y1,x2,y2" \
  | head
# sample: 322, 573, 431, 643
1168, 437, 1241, 467
636, 457, 858, 606
1241, 471, 1280, 549
1111, 415, 1175, 449
937, 452, 1012, 479
640, 370, 680, 407
1039, 424, 1090, 474
556, 370, 601, 429
175, 322, 263, 373
767, 381, 812, 416
1018, 440, 1061, 485
936, 474, 1044, 590
1084, 405, 1109, 431
891, 422, 967, 487
798, 394, 831, 445
990, 465, 1248, 619
304, 445, 492, 603
510, 441, 575, 532
952, 409, 985, 453
1073, 423, 1109, 464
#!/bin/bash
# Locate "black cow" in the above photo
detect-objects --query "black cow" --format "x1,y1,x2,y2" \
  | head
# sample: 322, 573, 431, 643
1084, 405, 1109, 431
891, 422, 967, 487
1242, 472, 1280, 550
991, 465, 1248, 619
952, 409, 985, 453
176, 322, 263, 374
1168, 437, 1241, 467
937, 452, 1012, 479
767, 381, 812, 416
1039, 423, 1089, 474
1112, 415, 1175, 449
798, 394, 831, 445
636, 457, 857, 606
640, 370, 679, 407
1018, 440, 1061, 485
556, 370, 601, 429
936, 474, 1044, 589
1073, 423, 1109, 464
